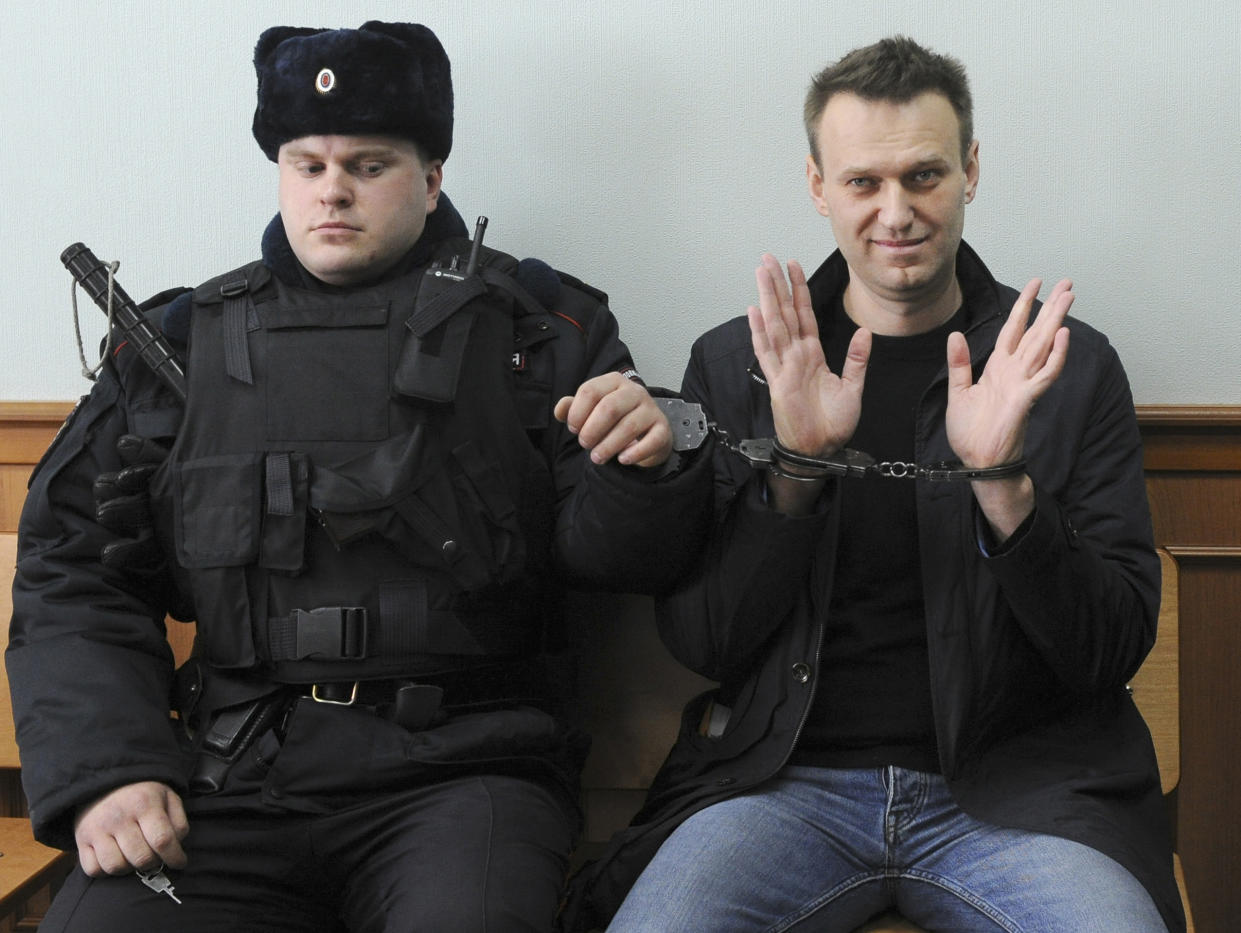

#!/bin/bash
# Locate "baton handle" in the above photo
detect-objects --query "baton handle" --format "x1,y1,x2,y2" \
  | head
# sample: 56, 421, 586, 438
60, 242, 187, 402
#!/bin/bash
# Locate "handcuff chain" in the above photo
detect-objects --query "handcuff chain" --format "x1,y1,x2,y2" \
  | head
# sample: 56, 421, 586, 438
653, 397, 1025, 482
740, 437, 1026, 482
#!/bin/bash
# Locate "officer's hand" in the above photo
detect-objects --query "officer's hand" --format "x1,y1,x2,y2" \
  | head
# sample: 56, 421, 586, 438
74, 781, 189, 877
94, 434, 170, 571
554, 373, 674, 468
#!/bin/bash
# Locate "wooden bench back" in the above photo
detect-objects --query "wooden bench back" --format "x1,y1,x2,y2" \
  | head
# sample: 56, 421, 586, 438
2, 532, 24, 771
1132, 549, 1180, 794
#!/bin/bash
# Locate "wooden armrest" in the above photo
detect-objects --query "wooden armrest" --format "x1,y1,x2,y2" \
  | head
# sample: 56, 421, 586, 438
0, 817, 74, 912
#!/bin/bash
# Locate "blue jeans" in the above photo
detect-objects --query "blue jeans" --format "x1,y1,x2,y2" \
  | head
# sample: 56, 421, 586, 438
608, 766, 1166, 933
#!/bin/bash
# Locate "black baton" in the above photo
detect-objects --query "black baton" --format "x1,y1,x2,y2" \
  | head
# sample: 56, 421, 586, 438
60, 242, 188, 402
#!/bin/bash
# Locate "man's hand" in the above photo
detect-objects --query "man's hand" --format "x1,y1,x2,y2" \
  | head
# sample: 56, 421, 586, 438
554, 372, 674, 468
946, 277, 1073, 540
749, 254, 871, 458
74, 781, 189, 877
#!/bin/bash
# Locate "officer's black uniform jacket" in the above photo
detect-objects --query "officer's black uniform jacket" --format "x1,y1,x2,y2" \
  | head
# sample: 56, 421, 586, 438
7, 203, 712, 850
566, 243, 1184, 933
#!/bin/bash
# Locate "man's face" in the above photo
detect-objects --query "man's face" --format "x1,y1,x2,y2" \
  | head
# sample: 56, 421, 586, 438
807, 91, 979, 326
278, 135, 443, 286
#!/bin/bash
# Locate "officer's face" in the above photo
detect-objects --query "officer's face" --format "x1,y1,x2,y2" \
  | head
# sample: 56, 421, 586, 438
278, 135, 443, 287
806, 92, 978, 333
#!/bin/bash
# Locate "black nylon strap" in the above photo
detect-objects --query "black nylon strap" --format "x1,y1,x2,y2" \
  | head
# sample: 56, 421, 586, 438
265, 452, 295, 516
221, 276, 256, 385
406, 273, 486, 336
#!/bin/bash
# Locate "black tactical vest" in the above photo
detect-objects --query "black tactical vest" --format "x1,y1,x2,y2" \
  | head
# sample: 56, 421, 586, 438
150, 245, 556, 683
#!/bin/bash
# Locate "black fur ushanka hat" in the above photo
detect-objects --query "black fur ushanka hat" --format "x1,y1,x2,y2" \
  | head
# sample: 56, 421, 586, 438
252, 21, 453, 163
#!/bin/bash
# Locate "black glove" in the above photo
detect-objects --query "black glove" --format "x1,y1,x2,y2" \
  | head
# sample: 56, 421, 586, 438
95, 434, 169, 568
94, 434, 193, 619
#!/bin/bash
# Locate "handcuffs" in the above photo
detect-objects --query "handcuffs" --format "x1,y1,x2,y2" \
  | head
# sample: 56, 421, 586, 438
655, 397, 1026, 482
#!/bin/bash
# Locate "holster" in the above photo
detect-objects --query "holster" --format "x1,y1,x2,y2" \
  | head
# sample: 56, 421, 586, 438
174, 658, 289, 794
189, 693, 290, 794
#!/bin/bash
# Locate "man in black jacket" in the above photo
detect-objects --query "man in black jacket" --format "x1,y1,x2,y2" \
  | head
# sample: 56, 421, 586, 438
7, 21, 710, 933
573, 36, 1181, 933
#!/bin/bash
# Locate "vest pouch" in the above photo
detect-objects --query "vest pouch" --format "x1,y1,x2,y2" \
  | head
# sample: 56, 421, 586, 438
388, 464, 493, 592
392, 307, 478, 403
175, 452, 265, 669
186, 566, 259, 668
392, 268, 486, 404
311, 430, 528, 592
264, 302, 390, 442
383, 438, 530, 592
175, 453, 263, 568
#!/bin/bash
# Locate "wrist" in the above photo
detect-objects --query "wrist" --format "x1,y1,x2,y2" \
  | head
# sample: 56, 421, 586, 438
972, 473, 1035, 543
764, 467, 829, 516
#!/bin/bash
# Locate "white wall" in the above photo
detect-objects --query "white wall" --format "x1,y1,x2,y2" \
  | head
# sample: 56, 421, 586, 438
3, 0, 1237, 403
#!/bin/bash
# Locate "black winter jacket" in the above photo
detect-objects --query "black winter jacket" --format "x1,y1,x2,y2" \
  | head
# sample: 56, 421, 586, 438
566, 243, 1183, 933
7, 212, 713, 851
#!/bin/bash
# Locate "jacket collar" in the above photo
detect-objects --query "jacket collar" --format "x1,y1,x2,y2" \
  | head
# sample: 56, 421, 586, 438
260, 190, 469, 290
804, 239, 1007, 343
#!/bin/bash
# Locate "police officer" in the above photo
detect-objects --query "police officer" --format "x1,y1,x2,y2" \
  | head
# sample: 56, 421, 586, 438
8, 22, 710, 932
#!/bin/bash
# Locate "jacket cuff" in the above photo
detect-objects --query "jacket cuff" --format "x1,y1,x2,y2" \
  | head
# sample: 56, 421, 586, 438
977, 484, 1063, 562
30, 761, 189, 851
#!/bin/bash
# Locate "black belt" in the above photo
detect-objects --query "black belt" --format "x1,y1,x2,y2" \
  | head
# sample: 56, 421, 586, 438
304, 680, 446, 730
301, 662, 547, 729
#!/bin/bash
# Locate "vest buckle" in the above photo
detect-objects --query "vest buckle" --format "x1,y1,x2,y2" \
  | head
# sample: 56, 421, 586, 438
293, 606, 369, 660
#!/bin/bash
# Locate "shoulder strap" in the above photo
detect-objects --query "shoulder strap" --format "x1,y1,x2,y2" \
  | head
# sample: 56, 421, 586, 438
189, 260, 271, 386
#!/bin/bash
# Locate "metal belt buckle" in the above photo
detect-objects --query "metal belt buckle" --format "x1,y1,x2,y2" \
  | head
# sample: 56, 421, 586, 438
311, 682, 359, 706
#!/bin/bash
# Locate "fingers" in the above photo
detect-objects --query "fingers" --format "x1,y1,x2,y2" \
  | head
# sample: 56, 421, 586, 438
95, 491, 153, 535
751, 255, 816, 362
149, 791, 190, 870
996, 278, 1043, 355
755, 254, 792, 315
97, 437, 163, 534
75, 782, 189, 878
839, 327, 872, 391
750, 255, 827, 401
100, 531, 163, 570
1034, 278, 1074, 342
1018, 280, 1073, 384
1039, 325, 1071, 389
114, 461, 161, 494
116, 434, 171, 466
998, 277, 1074, 378
945, 330, 974, 397
556, 375, 673, 467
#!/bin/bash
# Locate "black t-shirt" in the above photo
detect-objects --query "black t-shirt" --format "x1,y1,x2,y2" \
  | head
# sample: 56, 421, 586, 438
791, 298, 966, 773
